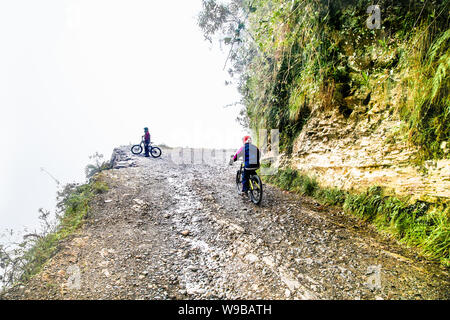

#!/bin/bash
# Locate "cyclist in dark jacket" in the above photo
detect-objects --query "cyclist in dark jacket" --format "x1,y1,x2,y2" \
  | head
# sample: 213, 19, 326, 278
232, 135, 260, 195
143, 127, 150, 157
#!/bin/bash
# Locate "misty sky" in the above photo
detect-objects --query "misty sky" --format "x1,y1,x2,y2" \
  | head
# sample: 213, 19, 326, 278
0, 0, 247, 233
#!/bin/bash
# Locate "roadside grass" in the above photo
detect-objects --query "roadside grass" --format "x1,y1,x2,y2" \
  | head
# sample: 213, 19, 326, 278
264, 169, 449, 267
17, 175, 109, 283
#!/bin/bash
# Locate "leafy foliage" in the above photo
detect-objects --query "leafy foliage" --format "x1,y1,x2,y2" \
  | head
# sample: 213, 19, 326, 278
198, 0, 450, 160
265, 169, 449, 267
398, 28, 450, 161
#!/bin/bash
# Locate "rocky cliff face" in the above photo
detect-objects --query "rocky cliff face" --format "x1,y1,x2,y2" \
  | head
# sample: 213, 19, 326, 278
288, 104, 449, 203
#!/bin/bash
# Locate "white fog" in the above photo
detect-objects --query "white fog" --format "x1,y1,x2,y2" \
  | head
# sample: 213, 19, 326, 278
0, 0, 246, 235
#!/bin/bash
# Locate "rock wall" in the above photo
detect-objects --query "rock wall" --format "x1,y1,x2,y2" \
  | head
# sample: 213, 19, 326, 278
287, 104, 450, 203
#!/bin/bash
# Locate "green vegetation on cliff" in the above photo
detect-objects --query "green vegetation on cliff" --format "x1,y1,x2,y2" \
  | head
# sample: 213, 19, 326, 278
199, 0, 449, 160
17, 179, 108, 282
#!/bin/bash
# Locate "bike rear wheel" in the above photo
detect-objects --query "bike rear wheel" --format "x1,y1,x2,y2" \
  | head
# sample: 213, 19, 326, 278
131, 145, 143, 155
150, 147, 162, 158
249, 175, 263, 205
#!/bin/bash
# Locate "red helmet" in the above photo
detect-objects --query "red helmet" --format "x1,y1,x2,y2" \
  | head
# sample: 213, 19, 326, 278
243, 135, 251, 144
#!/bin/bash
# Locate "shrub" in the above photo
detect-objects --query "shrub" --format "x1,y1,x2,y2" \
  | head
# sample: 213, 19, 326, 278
85, 152, 111, 179
0, 177, 109, 291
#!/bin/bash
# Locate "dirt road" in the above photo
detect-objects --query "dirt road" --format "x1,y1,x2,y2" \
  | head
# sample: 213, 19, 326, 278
5, 146, 449, 299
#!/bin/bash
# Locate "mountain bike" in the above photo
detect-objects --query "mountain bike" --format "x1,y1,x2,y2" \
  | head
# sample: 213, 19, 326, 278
131, 136, 162, 158
236, 162, 263, 205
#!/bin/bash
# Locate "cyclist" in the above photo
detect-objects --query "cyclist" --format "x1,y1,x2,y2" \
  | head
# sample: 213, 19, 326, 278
231, 135, 260, 196
143, 127, 151, 157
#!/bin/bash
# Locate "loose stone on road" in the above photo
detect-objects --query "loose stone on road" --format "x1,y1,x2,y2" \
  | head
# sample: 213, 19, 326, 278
4, 146, 449, 300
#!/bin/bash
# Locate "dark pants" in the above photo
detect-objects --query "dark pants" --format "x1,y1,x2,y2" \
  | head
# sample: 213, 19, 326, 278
144, 142, 150, 157
242, 169, 256, 192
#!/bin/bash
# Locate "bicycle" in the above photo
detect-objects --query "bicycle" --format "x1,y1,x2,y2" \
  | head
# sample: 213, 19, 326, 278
131, 136, 162, 158
235, 162, 263, 205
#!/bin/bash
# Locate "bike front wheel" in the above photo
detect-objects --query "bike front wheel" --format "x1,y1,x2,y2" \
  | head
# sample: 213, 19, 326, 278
131, 145, 143, 155
236, 170, 243, 193
249, 175, 263, 205
150, 147, 162, 158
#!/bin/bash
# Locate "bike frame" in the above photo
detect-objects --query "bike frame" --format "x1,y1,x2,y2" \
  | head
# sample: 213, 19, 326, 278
140, 137, 155, 151
239, 163, 258, 192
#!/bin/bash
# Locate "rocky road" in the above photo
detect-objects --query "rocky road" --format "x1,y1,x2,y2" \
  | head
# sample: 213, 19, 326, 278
4, 146, 449, 299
